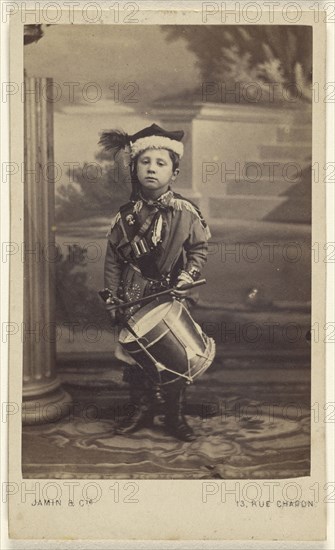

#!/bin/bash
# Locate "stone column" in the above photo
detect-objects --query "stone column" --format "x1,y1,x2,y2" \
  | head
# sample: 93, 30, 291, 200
22, 76, 72, 424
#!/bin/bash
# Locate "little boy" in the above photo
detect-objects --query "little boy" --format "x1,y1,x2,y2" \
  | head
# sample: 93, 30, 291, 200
99, 123, 211, 441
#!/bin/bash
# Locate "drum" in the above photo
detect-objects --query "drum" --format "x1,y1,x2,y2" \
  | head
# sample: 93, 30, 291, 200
119, 298, 216, 385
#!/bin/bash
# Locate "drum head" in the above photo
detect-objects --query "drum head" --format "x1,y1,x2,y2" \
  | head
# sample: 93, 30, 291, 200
119, 301, 172, 343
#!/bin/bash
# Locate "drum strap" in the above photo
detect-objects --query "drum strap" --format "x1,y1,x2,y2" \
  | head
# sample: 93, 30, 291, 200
118, 207, 166, 281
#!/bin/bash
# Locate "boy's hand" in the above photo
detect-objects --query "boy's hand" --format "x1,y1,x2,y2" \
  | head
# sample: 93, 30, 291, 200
172, 271, 194, 298
99, 288, 114, 303
105, 296, 124, 327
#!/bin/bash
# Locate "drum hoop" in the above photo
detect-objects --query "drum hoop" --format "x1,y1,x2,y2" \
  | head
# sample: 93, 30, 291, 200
120, 299, 216, 386
160, 336, 216, 386
165, 300, 183, 329
123, 327, 171, 354
123, 298, 181, 344
164, 302, 206, 356
127, 296, 174, 329
194, 337, 216, 378
180, 301, 207, 348
162, 315, 192, 377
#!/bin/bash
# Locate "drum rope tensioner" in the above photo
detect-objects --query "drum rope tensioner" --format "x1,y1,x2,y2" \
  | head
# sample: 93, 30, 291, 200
99, 279, 216, 387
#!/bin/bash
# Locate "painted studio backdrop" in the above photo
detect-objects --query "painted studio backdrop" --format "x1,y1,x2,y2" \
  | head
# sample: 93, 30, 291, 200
22, 24, 312, 479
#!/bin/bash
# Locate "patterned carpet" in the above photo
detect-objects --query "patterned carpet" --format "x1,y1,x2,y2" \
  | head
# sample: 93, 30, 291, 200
22, 364, 310, 479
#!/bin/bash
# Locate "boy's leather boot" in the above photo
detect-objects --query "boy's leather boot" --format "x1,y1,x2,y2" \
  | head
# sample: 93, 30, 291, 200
163, 384, 196, 442
115, 383, 155, 435
115, 366, 155, 435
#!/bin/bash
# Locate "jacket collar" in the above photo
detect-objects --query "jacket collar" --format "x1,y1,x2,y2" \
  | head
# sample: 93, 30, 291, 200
138, 188, 174, 208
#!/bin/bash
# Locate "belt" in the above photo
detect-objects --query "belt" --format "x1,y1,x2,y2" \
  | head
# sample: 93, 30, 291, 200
129, 262, 170, 285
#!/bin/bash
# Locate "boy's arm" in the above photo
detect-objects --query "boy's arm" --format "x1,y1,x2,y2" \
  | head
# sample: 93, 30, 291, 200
104, 221, 123, 296
183, 216, 210, 280
173, 216, 209, 297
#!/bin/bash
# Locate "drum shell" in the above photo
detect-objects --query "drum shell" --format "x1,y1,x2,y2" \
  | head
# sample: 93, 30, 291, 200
119, 298, 215, 384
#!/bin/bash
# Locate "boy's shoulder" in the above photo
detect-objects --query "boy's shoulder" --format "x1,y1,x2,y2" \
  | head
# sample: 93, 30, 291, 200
170, 192, 210, 232
119, 200, 136, 214
108, 195, 210, 237
109, 201, 135, 226
171, 192, 202, 214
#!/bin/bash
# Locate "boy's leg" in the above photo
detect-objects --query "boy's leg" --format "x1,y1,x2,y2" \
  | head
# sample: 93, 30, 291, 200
162, 380, 196, 442
115, 364, 155, 435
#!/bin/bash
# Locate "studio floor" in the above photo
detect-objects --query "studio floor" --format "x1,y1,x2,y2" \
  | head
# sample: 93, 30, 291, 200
22, 352, 311, 480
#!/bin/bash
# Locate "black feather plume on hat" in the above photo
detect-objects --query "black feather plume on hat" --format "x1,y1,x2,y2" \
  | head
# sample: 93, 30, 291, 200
98, 129, 130, 153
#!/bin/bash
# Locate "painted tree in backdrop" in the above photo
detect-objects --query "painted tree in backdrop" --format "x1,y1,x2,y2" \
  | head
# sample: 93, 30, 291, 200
55, 149, 131, 222
163, 26, 312, 103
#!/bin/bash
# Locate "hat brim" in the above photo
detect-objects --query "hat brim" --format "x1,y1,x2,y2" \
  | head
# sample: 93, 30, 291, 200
130, 136, 184, 159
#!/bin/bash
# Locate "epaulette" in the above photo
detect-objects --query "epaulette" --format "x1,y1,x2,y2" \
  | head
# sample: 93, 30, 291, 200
171, 193, 211, 239
109, 211, 121, 232
108, 201, 133, 234
120, 201, 136, 214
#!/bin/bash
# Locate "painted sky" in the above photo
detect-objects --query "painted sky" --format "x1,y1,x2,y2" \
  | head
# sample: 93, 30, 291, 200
24, 25, 200, 111
24, 25, 201, 179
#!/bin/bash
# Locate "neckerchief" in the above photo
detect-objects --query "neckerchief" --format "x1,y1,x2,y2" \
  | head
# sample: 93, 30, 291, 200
117, 188, 179, 282
137, 188, 174, 211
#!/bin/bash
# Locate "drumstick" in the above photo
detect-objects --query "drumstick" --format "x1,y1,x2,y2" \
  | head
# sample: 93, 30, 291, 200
103, 278, 206, 312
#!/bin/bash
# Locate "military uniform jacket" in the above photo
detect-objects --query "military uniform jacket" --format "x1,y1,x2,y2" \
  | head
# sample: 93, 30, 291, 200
104, 189, 211, 308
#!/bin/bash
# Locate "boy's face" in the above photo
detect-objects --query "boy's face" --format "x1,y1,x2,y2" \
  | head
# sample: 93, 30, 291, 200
136, 148, 177, 195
